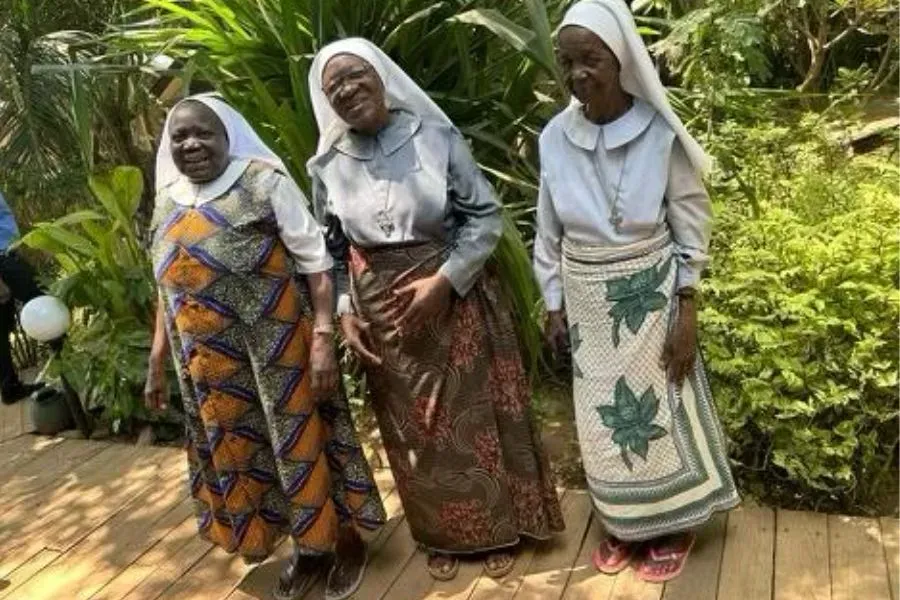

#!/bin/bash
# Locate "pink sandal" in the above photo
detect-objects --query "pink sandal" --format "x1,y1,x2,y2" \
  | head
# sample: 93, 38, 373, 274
635, 533, 696, 583
591, 537, 637, 574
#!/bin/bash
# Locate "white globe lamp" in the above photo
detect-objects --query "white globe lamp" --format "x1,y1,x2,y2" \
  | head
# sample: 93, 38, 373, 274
20, 296, 71, 342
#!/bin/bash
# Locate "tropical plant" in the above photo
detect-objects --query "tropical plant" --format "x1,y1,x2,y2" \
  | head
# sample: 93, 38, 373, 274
16, 165, 155, 427
0, 0, 156, 231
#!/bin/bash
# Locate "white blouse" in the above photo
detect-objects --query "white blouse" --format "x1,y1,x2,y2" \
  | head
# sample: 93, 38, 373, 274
534, 98, 712, 311
164, 159, 332, 274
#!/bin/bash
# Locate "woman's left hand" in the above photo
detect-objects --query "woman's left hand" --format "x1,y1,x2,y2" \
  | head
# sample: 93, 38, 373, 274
309, 333, 339, 396
391, 273, 453, 335
661, 296, 698, 387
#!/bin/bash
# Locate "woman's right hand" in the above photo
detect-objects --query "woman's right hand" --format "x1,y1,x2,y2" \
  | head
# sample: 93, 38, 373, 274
545, 310, 569, 356
340, 314, 382, 366
144, 355, 168, 411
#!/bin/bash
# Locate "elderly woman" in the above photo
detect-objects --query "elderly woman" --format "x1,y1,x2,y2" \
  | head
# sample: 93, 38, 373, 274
306, 38, 564, 581
533, 0, 740, 584
144, 93, 385, 600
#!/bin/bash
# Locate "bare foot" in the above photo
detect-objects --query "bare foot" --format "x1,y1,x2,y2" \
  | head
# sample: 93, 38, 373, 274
426, 552, 459, 581
484, 551, 515, 578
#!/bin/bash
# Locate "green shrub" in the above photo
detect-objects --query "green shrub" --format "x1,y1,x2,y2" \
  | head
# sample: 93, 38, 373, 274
17, 166, 156, 429
702, 119, 899, 512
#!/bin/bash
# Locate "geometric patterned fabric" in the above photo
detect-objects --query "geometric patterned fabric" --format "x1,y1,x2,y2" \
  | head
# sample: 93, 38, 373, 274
562, 233, 739, 542
151, 162, 386, 561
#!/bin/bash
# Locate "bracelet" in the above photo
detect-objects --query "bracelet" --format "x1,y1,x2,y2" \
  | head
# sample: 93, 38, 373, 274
313, 324, 334, 336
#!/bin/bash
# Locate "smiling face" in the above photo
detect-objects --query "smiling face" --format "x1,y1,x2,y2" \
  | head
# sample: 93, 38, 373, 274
321, 53, 390, 135
556, 25, 623, 109
168, 101, 229, 183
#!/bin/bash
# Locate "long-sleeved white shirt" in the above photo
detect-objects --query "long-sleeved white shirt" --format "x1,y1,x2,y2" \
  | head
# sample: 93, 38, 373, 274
533, 98, 712, 311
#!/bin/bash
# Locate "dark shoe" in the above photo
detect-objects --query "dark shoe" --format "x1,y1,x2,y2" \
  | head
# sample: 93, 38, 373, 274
273, 550, 328, 600
325, 540, 368, 600
1, 382, 44, 405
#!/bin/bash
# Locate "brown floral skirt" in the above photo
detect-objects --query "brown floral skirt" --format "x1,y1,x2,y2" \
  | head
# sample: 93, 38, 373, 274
349, 242, 565, 553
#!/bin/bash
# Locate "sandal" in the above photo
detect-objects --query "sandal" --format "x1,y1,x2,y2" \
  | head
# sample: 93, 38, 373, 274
484, 551, 516, 579
427, 552, 459, 581
325, 541, 368, 600
273, 552, 327, 600
635, 533, 697, 583
591, 536, 637, 574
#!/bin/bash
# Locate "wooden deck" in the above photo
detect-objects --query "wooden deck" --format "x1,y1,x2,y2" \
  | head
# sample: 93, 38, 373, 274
0, 401, 897, 600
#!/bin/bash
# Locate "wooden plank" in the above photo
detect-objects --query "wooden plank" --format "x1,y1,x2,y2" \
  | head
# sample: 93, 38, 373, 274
561, 514, 615, 600
717, 505, 775, 600
0, 439, 107, 510
515, 490, 593, 600
152, 546, 251, 600
609, 569, 663, 600
0, 435, 65, 481
881, 518, 899, 600
382, 550, 437, 600
662, 512, 727, 600
0, 444, 180, 580
469, 543, 538, 600
119, 536, 212, 600
829, 515, 892, 600
18, 446, 182, 551
0, 549, 60, 600
0, 402, 21, 442
0, 442, 119, 579
89, 514, 200, 600
12, 483, 193, 600
772, 510, 830, 600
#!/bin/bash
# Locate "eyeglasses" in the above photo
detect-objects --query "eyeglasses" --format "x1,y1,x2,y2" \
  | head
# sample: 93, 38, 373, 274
322, 65, 371, 100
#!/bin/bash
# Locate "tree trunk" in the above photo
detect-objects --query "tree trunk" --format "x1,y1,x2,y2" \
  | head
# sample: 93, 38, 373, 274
798, 48, 826, 92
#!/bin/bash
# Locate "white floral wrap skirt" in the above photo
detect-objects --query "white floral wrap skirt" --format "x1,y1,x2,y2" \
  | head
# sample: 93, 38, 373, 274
562, 232, 740, 541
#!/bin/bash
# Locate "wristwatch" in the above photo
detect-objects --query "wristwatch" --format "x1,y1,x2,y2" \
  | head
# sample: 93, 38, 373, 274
676, 286, 698, 300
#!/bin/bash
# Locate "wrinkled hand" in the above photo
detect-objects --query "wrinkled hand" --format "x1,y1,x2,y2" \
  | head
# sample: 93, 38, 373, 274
390, 273, 452, 336
144, 357, 168, 411
545, 310, 569, 356
309, 334, 340, 395
340, 314, 382, 366
661, 297, 698, 387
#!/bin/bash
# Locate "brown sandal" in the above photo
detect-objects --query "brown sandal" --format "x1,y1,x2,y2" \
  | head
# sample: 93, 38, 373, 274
427, 552, 459, 581
484, 551, 516, 579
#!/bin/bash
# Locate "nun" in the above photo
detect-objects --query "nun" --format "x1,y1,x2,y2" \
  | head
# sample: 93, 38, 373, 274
534, 0, 740, 583
146, 93, 385, 600
307, 38, 564, 581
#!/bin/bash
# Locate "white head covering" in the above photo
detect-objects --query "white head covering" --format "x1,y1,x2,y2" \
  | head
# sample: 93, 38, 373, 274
307, 38, 454, 164
559, 0, 710, 174
155, 93, 287, 192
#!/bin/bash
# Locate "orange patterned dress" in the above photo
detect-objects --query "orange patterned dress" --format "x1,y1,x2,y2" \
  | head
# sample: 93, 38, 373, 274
151, 162, 385, 561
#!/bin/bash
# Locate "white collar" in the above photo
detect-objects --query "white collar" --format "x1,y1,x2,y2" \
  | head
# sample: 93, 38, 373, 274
333, 110, 422, 160
563, 98, 656, 152
168, 159, 250, 206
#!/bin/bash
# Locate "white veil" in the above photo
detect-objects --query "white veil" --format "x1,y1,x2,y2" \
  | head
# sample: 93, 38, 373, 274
155, 93, 287, 192
307, 38, 454, 165
560, 0, 710, 174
